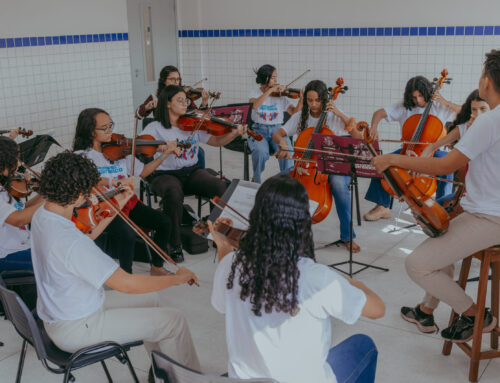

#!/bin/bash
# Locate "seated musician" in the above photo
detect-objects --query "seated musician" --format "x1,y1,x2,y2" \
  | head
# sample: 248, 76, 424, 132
142, 85, 246, 262
73, 108, 181, 269
248, 64, 302, 183
420, 89, 490, 205
273, 79, 363, 253
371, 50, 500, 341
32, 151, 200, 371
209, 175, 384, 383
363, 75, 460, 221
136, 65, 208, 168
0, 136, 43, 273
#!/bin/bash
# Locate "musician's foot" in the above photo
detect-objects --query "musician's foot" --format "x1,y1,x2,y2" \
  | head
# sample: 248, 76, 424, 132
401, 305, 438, 333
171, 246, 185, 263
150, 265, 173, 276
363, 205, 391, 221
344, 240, 361, 253
441, 308, 496, 343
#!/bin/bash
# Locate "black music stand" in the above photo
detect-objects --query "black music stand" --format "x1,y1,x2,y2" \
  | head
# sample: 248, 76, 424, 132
19, 135, 61, 167
312, 134, 389, 277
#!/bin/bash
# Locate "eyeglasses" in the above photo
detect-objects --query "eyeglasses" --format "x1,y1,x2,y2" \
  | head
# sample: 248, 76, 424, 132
95, 121, 115, 133
175, 97, 189, 105
167, 76, 182, 84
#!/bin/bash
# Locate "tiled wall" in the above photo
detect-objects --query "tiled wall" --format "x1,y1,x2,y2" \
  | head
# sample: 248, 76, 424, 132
178, 25, 500, 153
0, 33, 133, 149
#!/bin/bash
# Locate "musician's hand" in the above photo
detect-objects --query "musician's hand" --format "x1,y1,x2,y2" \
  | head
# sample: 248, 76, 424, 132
420, 145, 434, 158
8, 129, 19, 139
275, 144, 291, 159
432, 90, 448, 108
296, 166, 310, 176
113, 186, 134, 209
145, 99, 157, 112
371, 154, 395, 173
271, 84, 286, 94
163, 140, 180, 156
176, 267, 199, 286
235, 124, 247, 136
466, 114, 477, 129
201, 89, 210, 107
207, 219, 235, 257
325, 100, 339, 115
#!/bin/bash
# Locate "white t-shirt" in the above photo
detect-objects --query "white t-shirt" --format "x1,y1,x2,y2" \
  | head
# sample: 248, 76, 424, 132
0, 190, 31, 258
211, 252, 366, 383
31, 206, 119, 323
75, 149, 144, 180
454, 105, 500, 216
142, 121, 211, 171
282, 111, 347, 137
249, 89, 292, 125
384, 102, 456, 130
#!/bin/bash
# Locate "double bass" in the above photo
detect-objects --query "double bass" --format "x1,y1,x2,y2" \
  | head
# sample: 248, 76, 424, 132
290, 77, 348, 224
381, 69, 452, 197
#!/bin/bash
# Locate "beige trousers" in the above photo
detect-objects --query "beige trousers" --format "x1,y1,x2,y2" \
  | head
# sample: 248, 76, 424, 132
44, 290, 200, 370
406, 211, 500, 314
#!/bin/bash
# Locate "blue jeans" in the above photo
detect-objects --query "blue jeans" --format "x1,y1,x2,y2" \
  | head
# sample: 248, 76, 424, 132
327, 334, 378, 383
0, 249, 33, 273
248, 123, 293, 183
329, 175, 356, 242
364, 149, 453, 207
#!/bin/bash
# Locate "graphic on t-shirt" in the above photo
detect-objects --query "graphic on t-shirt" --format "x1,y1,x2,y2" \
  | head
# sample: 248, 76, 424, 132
258, 104, 279, 122
97, 164, 125, 178
13, 200, 24, 211
179, 136, 198, 161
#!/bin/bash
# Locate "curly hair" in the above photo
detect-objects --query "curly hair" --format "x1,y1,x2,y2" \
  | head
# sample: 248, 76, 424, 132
155, 85, 186, 129
0, 136, 20, 199
72, 108, 109, 151
227, 175, 315, 317
484, 49, 500, 93
39, 151, 100, 206
156, 65, 181, 98
298, 80, 329, 133
254, 64, 276, 86
403, 76, 433, 110
448, 90, 485, 132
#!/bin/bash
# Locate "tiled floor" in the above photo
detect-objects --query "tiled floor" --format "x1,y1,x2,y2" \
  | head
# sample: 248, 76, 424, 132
0, 147, 498, 382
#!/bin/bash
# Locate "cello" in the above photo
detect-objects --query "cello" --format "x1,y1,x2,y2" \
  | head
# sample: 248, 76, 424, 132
381, 69, 452, 197
290, 77, 348, 224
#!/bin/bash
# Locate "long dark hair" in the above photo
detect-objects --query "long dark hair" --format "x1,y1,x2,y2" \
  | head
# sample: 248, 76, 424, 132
448, 90, 485, 132
72, 108, 109, 151
254, 64, 276, 86
155, 85, 186, 129
227, 175, 315, 317
403, 76, 433, 110
157, 65, 181, 98
298, 80, 329, 133
484, 49, 500, 93
0, 136, 20, 199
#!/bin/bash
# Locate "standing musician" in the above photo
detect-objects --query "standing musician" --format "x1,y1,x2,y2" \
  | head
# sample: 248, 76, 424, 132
142, 85, 246, 262
248, 64, 303, 183
273, 80, 363, 253
0, 136, 43, 273
31, 151, 200, 371
363, 75, 460, 221
209, 175, 384, 383
73, 108, 181, 270
371, 50, 500, 341
136, 65, 209, 168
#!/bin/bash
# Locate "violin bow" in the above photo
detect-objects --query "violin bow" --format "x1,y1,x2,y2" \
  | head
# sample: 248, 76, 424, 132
190, 77, 207, 88
285, 69, 310, 88
210, 196, 250, 226
130, 117, 138, 177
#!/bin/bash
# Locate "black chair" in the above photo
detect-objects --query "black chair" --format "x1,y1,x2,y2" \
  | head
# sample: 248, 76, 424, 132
152, 350, 278, 383
0, 282, 143, 383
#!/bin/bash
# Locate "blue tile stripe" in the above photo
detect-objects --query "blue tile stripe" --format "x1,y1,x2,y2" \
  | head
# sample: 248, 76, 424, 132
0, 32, 128, 48
178, 25, 500, 38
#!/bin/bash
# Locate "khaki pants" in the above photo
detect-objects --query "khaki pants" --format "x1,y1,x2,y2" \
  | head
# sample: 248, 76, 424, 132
44, 290, 200, 370
406, 211, 500, 314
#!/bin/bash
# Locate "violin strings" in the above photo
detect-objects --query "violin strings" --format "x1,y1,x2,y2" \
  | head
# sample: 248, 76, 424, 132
210, 199, 249, 227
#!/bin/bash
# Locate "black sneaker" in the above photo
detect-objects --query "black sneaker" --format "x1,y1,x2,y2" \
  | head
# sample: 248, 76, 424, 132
171, 246, 184, 263
401, 305, 439, 333
441, 308, 497, 343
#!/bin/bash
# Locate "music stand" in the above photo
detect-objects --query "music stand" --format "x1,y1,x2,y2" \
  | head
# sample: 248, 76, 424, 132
19, 135, 61, 167
210, 103, 253, 180
312, 133, 389, 277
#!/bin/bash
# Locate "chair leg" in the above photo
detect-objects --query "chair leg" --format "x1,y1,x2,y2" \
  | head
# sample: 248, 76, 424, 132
121, 352, 140, 383
469, 253, 491, 383
491, 261, 500, 350
15, 340, 28, 383
198, 196, 202, 218
443, 256, 473, 356
101, 360, 113, 383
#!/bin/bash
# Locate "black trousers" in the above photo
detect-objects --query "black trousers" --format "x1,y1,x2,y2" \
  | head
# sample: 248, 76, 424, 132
96, 201, 171, 273
150, 166, 227, 247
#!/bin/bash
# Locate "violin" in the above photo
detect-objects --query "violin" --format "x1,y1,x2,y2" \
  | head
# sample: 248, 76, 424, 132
186, 88, 221, 101
71, 186, 127, 234
290, 77, 347, 224
177, 111, 263, 141
0, 128, 33, 138
10, 173, 39, 199
101, 133, 191, 162
361, 121, 449, 237
381, 69, 452, 198
270, 87, 301, 99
